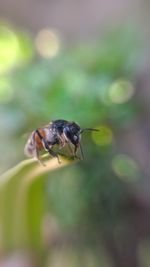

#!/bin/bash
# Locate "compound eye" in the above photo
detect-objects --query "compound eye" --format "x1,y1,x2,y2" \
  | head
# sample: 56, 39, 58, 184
73, 135, 78, 141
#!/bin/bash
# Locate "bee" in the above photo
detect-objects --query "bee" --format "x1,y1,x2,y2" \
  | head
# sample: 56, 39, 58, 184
24, 119, 98, 165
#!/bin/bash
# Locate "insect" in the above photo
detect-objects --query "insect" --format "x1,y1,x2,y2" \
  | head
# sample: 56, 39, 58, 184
24, 119, 98, 165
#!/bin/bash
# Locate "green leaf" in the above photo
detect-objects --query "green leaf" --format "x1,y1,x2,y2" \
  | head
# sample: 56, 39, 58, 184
0, 154, 77, 252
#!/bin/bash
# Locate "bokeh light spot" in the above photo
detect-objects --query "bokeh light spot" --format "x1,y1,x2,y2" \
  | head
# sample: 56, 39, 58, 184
0, 77, 13, 102
0, 26, 20, 73
92, 125, 113, 146
35, 28, 60, 58
109, 80, 135, 104
112, 154, 139, 181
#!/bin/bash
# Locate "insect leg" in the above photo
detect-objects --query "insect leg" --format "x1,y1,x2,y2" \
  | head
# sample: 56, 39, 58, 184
57, 133, 66, 149
35, 146, 46, 166
47, 146, 61, 163
36, 130, 61, 163
74, 142, 84, 160
67, 142, 74, 156
79, 142, 84, 160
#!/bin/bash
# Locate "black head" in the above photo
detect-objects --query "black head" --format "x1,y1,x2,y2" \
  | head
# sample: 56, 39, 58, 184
63, 122, 99, 160
63, 122, 81, 145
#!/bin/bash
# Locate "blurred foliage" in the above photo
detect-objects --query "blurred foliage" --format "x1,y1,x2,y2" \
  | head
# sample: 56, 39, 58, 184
0, 24, 143, 266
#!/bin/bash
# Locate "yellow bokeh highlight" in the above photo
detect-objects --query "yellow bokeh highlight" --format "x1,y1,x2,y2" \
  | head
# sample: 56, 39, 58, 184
112, 154, 139, 181
109, 80, 135, 104
92, 125, 113, 146
35, 28, 60, 58
0, 26, 20, 74
0, 24, 33, 74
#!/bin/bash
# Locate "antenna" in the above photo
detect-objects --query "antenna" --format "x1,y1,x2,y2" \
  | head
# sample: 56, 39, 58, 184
80, 128, 99, 134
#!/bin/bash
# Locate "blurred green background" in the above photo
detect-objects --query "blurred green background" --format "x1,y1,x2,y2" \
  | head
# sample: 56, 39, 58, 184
0, 1, 150, 266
